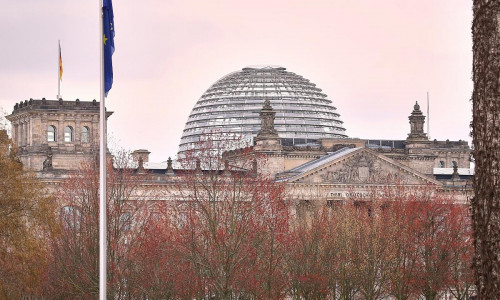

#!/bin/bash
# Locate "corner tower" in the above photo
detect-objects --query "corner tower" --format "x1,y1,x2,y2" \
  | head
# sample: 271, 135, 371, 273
6, 98, 112, 171
408, 101, 428, 141
403, 101, 435, 174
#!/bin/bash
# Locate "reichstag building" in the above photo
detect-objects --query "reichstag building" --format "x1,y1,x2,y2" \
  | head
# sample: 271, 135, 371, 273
5, 66, 473, 203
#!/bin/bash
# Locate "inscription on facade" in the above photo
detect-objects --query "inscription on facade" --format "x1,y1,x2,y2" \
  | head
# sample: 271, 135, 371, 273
329, 192, 375, 198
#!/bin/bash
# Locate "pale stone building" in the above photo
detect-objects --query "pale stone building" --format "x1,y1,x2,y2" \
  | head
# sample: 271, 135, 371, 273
5, 98, 112, 172
4, 67, 472, 204
4, 96, 472, 204
225, 100, 472, 204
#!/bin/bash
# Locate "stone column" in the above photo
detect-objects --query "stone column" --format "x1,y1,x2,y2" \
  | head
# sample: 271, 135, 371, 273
31, 115, 41, 146
13, 123, 18, 146
25, 119, 29, 146
24, 121, 28, 146
27, 118, 31, 146
17, 122, 21, 146
92, 115, 99, 146
21, 121, 25, 146
58, 118, 64, 145
41, 114, 48, 145
75, 117, 81, 144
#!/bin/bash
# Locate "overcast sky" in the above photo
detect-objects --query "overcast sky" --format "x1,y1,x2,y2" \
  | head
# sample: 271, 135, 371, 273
0, 1, 473, 162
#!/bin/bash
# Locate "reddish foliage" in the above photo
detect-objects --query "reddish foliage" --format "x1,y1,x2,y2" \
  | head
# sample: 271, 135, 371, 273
43, 153, 154, 299
39, 140, 473, 299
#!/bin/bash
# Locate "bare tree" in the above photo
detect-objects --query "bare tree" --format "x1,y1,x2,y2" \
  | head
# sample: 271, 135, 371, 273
164, 139, 289, 299
44, 152, 154, 298
471, 1, 500, 298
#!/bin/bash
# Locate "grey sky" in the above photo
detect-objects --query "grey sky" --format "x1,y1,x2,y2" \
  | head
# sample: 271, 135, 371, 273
0, 1, 473, 162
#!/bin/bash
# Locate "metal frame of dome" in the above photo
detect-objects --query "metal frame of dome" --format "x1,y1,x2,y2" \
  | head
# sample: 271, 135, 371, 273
178, 66, 347, 156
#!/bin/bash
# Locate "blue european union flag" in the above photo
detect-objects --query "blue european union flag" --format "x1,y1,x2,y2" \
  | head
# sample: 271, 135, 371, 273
103, 0, 114, 96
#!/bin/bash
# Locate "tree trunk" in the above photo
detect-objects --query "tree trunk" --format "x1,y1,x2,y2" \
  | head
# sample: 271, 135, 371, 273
471, 0, 500, 298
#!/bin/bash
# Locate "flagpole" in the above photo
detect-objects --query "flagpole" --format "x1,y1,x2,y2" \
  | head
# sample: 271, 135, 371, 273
427, 91, 430, 139
57, 40, 61, 99
99, 0, 107, 298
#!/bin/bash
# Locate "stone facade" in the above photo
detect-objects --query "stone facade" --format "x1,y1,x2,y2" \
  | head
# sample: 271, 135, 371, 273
5, 98, 472, 204
226, 101, 473, 203
6, 98, 112, 171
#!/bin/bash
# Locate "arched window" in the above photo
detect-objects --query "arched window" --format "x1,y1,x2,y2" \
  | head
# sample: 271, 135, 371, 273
438, 161, 445, 168
47, 125, 56, 142
64, 126, 73, 142
81, 126, 90, 143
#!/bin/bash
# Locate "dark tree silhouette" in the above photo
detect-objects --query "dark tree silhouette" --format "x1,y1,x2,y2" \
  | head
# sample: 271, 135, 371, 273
471, 1, 500, 298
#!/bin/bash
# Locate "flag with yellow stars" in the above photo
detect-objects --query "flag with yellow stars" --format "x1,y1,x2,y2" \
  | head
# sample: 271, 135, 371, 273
103, 0, 114, 96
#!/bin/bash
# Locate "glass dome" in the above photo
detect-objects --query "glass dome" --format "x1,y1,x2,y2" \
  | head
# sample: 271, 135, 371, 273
178, 66, 347, 156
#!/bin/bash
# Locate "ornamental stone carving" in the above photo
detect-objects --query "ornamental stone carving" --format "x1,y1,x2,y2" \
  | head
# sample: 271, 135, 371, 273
320, 153, 406, 184
42, 147, 53, 171
255, 99, 279, 141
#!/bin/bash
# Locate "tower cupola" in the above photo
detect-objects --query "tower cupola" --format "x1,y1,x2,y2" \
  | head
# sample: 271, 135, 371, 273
407, 101, 428, 141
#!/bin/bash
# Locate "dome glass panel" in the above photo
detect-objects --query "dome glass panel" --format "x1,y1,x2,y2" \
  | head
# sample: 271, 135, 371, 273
178, 66, 347, 156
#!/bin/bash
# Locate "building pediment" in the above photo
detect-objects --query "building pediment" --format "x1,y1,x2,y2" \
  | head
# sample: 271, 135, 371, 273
281, 147, 441, 186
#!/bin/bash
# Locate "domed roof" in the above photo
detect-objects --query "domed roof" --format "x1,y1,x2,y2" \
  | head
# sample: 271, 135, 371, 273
178, 66, 347, 156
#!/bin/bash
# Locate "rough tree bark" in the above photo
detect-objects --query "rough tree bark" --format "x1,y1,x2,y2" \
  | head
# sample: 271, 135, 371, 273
471, 0, 500, 298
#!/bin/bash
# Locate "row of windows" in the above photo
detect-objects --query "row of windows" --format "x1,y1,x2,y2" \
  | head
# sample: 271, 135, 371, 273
48, 125, 90, 143
437, 160, 458, 168
61, 206, 131, 231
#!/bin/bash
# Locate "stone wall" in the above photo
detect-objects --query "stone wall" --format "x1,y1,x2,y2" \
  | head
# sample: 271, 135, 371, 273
6, 98, 111, 171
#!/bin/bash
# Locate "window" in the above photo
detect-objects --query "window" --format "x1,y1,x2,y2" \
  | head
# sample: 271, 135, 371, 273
438, 161, 445, 168
48, 125, 56, 142
172, 212, 187, 228
64, 126, 73, 142
81, 126, 90, 143
120, 213, 132, 232
60, 206, 80, 229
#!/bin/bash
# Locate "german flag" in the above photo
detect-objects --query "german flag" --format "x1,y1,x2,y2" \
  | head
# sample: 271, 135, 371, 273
59, 41, 63, 81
